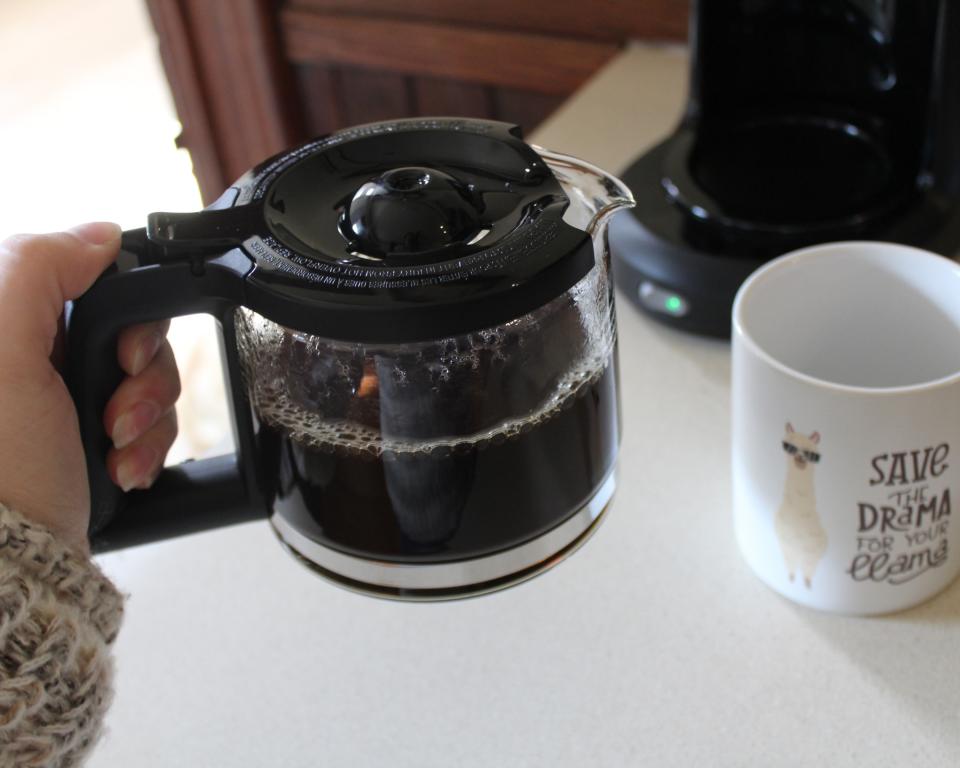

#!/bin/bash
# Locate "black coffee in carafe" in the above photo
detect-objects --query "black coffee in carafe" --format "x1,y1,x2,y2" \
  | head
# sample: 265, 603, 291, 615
237, 274, 620, 564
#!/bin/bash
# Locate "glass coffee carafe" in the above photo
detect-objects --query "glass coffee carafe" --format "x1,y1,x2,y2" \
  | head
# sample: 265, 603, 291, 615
65, 119, 633, 599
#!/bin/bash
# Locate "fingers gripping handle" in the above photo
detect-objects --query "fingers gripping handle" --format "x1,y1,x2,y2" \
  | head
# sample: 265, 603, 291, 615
65, 230, 261, 550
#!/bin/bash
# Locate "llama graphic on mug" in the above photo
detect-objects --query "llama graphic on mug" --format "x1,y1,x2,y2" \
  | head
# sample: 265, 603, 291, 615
775, 423, 827, 588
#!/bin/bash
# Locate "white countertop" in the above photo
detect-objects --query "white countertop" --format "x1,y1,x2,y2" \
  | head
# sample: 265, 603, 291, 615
91, 46, 960, 767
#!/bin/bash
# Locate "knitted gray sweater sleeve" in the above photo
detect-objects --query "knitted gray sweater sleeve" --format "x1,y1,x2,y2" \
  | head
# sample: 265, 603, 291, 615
0, 504, 123, 767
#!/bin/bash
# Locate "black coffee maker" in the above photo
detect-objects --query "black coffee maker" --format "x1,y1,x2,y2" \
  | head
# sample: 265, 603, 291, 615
611, 0, 960, 336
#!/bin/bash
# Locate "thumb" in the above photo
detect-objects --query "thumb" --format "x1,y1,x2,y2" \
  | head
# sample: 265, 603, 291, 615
48, 222, 123, 299
0, 222, 121, 357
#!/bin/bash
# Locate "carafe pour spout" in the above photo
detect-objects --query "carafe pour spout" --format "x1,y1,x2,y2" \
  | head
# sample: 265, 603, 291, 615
535, 146, 635, 234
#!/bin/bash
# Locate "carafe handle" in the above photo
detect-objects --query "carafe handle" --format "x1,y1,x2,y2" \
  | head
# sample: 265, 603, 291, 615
65, 227, 266, 552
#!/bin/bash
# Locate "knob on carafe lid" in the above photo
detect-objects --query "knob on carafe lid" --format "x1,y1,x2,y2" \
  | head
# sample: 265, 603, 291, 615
208, 119, 595, 342
339, 166, 486, 262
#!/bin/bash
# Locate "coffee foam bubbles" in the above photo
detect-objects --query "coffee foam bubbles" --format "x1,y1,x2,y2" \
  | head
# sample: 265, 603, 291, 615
235, 263, 614, 458
244, 355, 610, 459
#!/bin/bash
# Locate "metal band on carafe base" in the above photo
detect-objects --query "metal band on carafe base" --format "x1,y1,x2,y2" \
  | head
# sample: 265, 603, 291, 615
269, 470, 616, 601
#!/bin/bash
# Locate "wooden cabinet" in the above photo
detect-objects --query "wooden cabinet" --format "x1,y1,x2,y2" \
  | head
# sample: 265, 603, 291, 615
146, 0, 687, 203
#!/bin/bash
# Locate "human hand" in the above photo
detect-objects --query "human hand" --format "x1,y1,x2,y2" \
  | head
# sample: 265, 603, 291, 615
0, 223, 181, 553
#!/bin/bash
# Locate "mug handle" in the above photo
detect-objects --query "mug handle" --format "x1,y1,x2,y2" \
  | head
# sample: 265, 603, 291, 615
65, 221, 268, 552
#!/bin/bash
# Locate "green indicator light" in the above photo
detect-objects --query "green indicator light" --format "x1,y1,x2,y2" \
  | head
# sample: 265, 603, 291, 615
664, 295, 684, 314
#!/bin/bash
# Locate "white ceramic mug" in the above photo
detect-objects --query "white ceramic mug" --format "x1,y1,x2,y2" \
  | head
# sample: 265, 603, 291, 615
732, 242, 960, 614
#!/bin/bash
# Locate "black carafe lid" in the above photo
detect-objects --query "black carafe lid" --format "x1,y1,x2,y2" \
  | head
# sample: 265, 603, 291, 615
145, 119, 593, 342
